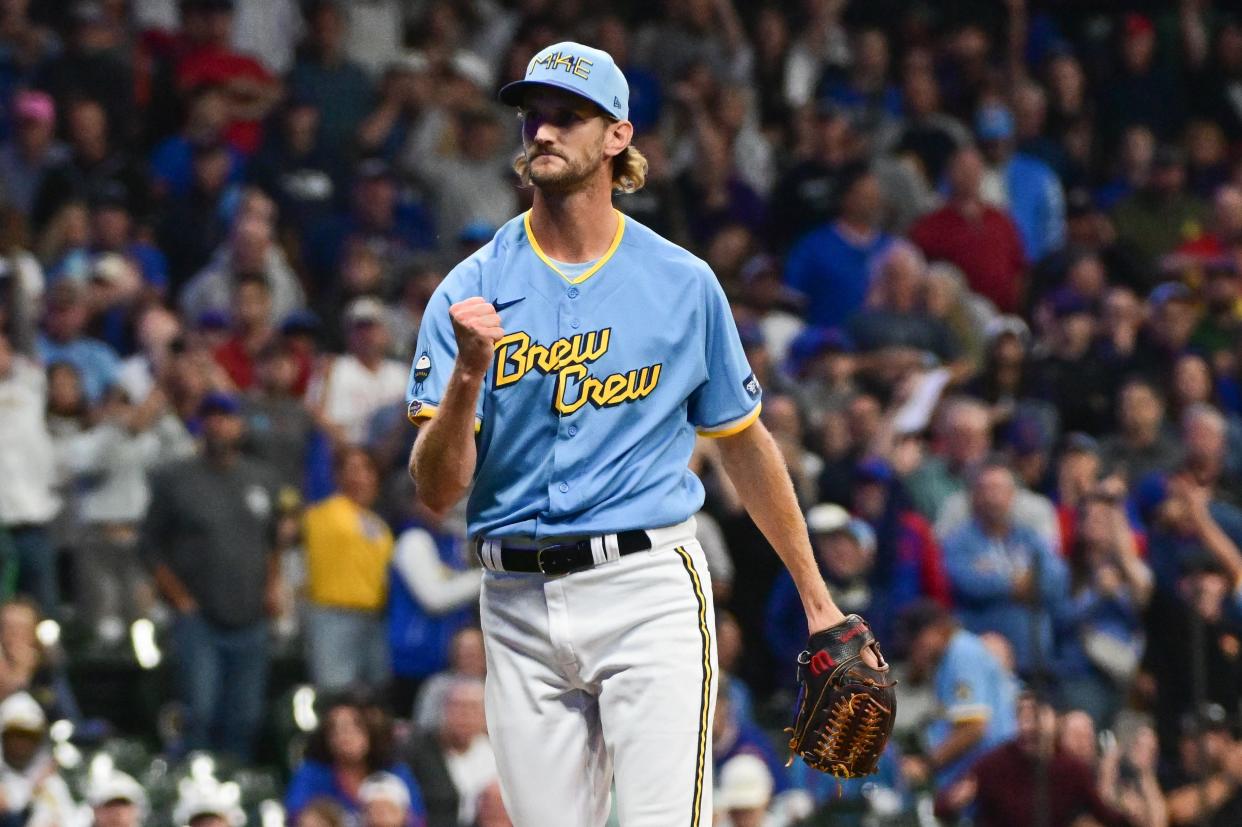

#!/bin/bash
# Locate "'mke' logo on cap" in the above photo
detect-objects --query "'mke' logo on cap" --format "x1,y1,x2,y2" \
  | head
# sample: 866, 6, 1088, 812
530, 51, 593, 80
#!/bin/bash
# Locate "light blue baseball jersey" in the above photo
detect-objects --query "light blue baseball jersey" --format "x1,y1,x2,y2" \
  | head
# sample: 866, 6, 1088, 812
406, 210, 762, 539
925, 629, 1019, 788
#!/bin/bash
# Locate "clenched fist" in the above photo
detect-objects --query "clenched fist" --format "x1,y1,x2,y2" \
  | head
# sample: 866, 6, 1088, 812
451, 297, 504, 377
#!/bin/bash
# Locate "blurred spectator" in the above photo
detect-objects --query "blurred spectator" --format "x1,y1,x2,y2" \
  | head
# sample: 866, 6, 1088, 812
767, 503, 891, 662
149, 84, 243, 201
36, 281, 119, 404
285, 693, 425, 823
30, 97, 149, 234
901, 601, 1018, 791
714, 753, 777, 827
287, 1, 374, 160
157, 138, 240, 288
975, 102, 1066, 263
847, 241, 964, 385
240, 339, 314, 492
1132, 281, 1200, 386
84, 770, 149, 827
1098, 722, 1167, 827
966, 315, 1030, 426
1189, 262, 1242, 361
888, 61, 970, 188
783, 163, 890, 328
1142, 547, 1242, 754
0, 91, 67, 217
54, 378, 193, 643
388, 503, 479, 716
404, 678, 496, 827
212, 271, 274, 390
32, 1, 134, 137
308, 297, 407, 447
1058, 485, 1152, 725
295, 797, 348, 827
407, 107, 515, 244
142, 391, 282, 759
910, 145, 1027, 313
934, 692, 1132, 826
412, 627, 486, 736
767, 105, 854, 250
302, 446, 393, 692
359, 771, 414, 827
171, 775, 247, 827
308, 159, 434, 291
903, 396, 992, 519
1112, 148, 1209, 276
180, 214, 306, 328
0, 332, 60, 614
0, 692, 79, 827
1099, 377, 1181, 485
1100, 13, 1182, 145
249, 94, 340, 254
941, 460, 1068, 674
1023, 288, 1116, 436
711, 682, 795, 810
1160, 706, 1242, 827
0, 597, 81, 725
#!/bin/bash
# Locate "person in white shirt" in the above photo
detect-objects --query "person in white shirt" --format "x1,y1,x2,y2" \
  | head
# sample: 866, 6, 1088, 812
405, 678, 497, 827
0, 693, 79, 827
308, 297, 408, 447
0, 333, 61, 614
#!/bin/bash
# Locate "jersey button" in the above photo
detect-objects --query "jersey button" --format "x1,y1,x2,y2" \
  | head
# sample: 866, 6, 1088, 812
569, 318, 580, 329
567, 287, 579, 299
558, 481, 570, 493
567, 425, 578, 437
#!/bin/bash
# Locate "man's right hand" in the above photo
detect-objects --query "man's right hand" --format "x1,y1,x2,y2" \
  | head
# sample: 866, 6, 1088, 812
450, 297, 505, 378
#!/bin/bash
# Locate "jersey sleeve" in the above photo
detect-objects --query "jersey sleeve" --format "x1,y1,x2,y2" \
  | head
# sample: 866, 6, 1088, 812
687, 268, 762, 437
937, 644, 993, 725
405, 277, 484, 431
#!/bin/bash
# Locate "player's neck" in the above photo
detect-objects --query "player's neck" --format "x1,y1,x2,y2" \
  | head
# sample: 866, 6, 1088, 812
529, 186, 618, 264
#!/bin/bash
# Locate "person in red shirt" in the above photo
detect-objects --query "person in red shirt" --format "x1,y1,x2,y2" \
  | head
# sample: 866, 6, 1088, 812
935, 693, 1135, 827
910, 145, 1028, 312
213, 272, 275, 390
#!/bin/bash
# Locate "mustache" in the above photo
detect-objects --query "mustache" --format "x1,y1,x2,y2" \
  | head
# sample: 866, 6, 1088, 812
528, 148, 565, 160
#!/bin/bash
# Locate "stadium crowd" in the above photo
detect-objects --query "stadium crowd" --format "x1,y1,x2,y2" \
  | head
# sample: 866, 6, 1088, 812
3, 0, 1242, 825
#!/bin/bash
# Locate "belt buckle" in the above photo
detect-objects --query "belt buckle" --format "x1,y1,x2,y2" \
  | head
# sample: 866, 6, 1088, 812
535, 541, 586, 575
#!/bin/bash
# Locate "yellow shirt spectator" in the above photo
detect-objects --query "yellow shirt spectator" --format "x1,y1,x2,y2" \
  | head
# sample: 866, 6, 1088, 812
302, 493, 394, 611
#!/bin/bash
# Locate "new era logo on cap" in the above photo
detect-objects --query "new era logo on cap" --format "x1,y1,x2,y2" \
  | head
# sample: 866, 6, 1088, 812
499, 41, 630, 121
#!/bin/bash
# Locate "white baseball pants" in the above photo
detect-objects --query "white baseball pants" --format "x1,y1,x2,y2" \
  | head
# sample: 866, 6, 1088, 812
479, 518, 718, 827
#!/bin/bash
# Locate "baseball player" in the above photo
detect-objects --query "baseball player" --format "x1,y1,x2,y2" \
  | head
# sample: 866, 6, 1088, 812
407, 41, 870, 827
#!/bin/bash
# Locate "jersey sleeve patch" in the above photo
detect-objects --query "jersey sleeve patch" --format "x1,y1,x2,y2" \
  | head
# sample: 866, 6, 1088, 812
743, 372, 761, 399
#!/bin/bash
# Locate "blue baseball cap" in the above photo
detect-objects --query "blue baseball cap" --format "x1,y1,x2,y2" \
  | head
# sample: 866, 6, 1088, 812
499, 41, 629, 121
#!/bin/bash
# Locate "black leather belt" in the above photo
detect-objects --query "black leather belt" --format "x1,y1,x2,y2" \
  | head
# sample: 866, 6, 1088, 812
475, 529, 652, 575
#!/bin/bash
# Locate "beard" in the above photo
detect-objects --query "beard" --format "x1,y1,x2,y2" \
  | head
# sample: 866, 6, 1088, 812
526, 143, 606, 194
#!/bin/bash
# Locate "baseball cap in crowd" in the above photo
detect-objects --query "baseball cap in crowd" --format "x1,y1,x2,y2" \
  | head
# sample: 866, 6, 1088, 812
86, 771, 149, 812
88, 180, 130, 211
499, 41, 630, 121
173, 779, 245, 827
1049, 288, 1094, 319
1005, 409, 1054, 456
975, 103, 1015, 142
0, 693, 45, 734
786, 326, 854, 375
717, 754, 774, 811
344, 296, 387, 327
358, 772, 411, 811
805, 503, 876, 552
854, 457, 894, 485
14, 90, 54, 125
198, 391, 241, 417
195, 309, 230, 331
1148, 281, 1194, 308
1132, 473, 1168, 524
280, 309, 322, 337
1061, 431, 1100, 456
984, 314, 1030, 346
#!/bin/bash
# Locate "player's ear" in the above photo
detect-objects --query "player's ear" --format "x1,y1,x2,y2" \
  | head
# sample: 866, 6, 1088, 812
603, 118, 633, 160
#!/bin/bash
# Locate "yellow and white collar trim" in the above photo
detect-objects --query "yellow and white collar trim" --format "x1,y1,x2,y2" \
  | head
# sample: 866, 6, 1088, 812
524, 209, 625, 285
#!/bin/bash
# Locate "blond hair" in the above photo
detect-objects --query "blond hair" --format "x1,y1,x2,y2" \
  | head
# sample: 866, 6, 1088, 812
512, 144, 649, 194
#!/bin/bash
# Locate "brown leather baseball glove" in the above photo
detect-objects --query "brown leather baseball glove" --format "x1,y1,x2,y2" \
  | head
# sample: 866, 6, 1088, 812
785, 614, 896, 778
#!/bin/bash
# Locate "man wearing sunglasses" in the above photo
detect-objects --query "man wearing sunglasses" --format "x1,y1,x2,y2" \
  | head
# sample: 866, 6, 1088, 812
405, 41, 875, 826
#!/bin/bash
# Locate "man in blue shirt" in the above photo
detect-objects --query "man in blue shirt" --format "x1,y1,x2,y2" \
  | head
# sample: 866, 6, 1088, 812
783, 163, 891, 327
942, 459, 1068, 675
406, 41, 878, 827
36, 282, 119, 404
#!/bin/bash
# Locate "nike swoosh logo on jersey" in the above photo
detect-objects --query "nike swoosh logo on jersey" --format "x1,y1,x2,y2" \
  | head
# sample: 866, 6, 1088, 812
492, 297, 526, 311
